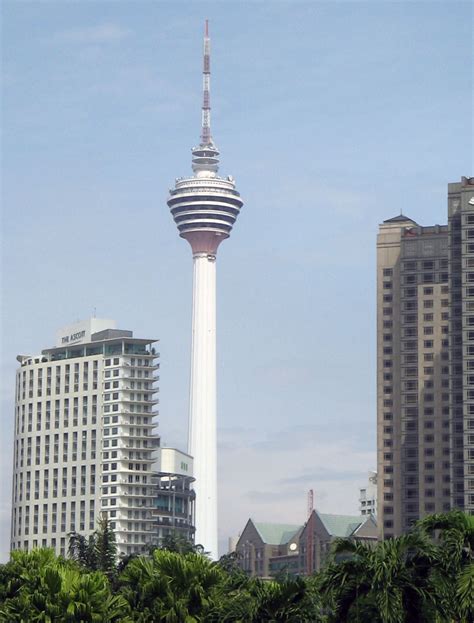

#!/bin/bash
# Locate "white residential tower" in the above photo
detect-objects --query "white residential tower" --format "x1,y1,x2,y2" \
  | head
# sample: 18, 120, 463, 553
10, 318, 160, 556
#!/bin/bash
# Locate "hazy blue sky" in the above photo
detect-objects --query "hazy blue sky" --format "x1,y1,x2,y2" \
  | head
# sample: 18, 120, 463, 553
1, 1, 472, 559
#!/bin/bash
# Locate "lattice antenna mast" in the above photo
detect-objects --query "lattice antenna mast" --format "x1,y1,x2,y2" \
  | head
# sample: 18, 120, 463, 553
201, 19, 211, 145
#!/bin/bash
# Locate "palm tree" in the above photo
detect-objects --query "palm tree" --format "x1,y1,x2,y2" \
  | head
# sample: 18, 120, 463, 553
321, 531, 440, 623
247, 575, 324, 623
119, 549, 225, 622
0, 549, 131, 622
455, 562, 474, 623
419, 510, 474, 622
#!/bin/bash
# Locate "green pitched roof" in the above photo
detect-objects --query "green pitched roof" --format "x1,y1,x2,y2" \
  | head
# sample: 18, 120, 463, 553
318, 512, 363, 537
253, 521, 301, 545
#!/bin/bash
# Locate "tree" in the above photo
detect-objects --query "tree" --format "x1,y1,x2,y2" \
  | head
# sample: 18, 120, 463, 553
246, 575, 324, 623
419, 510, 474, 622
0, 549, 131, 623
119, 549, 225, 622
94, 514, 118, 579
68, 530, 97, 569
68, 514, 117, 577
321, 531, 440, 623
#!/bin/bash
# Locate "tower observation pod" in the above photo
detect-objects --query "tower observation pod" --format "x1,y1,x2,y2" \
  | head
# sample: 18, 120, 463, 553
167, 21, 243, 559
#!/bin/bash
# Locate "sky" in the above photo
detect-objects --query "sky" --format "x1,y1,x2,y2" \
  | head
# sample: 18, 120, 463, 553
1, 1, 472, 560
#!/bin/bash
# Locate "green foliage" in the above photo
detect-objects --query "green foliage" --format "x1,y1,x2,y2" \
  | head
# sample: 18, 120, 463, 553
119, 549, 225, 622
68, 514, 117, 579
94, 515, 118, 579
1, 511, 473, 623
321, 531, 441, 623
0, 549, 130, 622
155, 532, 205, 556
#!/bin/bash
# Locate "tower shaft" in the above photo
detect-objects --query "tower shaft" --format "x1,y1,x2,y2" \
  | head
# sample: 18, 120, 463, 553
188, 252, 218, 558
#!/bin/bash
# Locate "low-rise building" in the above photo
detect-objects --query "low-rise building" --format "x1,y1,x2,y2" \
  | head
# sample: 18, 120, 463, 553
235, 511, 377, 578
152, 447, 195, 547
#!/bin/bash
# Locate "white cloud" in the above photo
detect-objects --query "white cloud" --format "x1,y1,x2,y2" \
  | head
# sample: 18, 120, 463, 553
53, 23, 131, 45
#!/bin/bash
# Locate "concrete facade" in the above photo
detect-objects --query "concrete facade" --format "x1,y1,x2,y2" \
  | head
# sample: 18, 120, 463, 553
359, 470, 377, 517
376, 176, 474, 538
235, 512, 377, 578
11, 319, 160, 557
152, 448, 195, 546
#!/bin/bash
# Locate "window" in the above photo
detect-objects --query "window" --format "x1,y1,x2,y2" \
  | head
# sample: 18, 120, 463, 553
424, 327, 433, 335
424, 300, 433, 309
383, 268, 393, 277
423, 287, 433, 296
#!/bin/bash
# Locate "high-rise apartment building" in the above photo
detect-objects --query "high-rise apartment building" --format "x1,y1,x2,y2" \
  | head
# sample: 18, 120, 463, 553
447, 178, 474, 513
10, 318, 160, 556
377, 176, 474, 538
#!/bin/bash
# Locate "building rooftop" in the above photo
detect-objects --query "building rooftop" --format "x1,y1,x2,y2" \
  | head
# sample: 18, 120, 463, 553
318, 512, 364, 538
253, 522, 301, 545
383, 214, 418, 224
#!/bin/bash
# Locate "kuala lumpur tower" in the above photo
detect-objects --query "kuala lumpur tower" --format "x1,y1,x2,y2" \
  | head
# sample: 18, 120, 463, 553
167, 21, 243, 559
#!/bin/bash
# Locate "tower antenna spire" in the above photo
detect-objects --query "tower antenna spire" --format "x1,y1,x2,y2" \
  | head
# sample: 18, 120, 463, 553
201, 19, 211, 145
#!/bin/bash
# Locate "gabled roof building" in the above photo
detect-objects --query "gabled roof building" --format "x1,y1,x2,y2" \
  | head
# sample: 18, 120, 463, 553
235, 511, 377, 578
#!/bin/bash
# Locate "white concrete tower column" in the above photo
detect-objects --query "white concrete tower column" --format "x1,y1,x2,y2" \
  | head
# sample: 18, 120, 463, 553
189, 247, 218, 556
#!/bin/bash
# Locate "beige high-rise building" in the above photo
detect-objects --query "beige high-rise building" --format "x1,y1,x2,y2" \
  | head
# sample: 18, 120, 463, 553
377, 176, 474, 539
